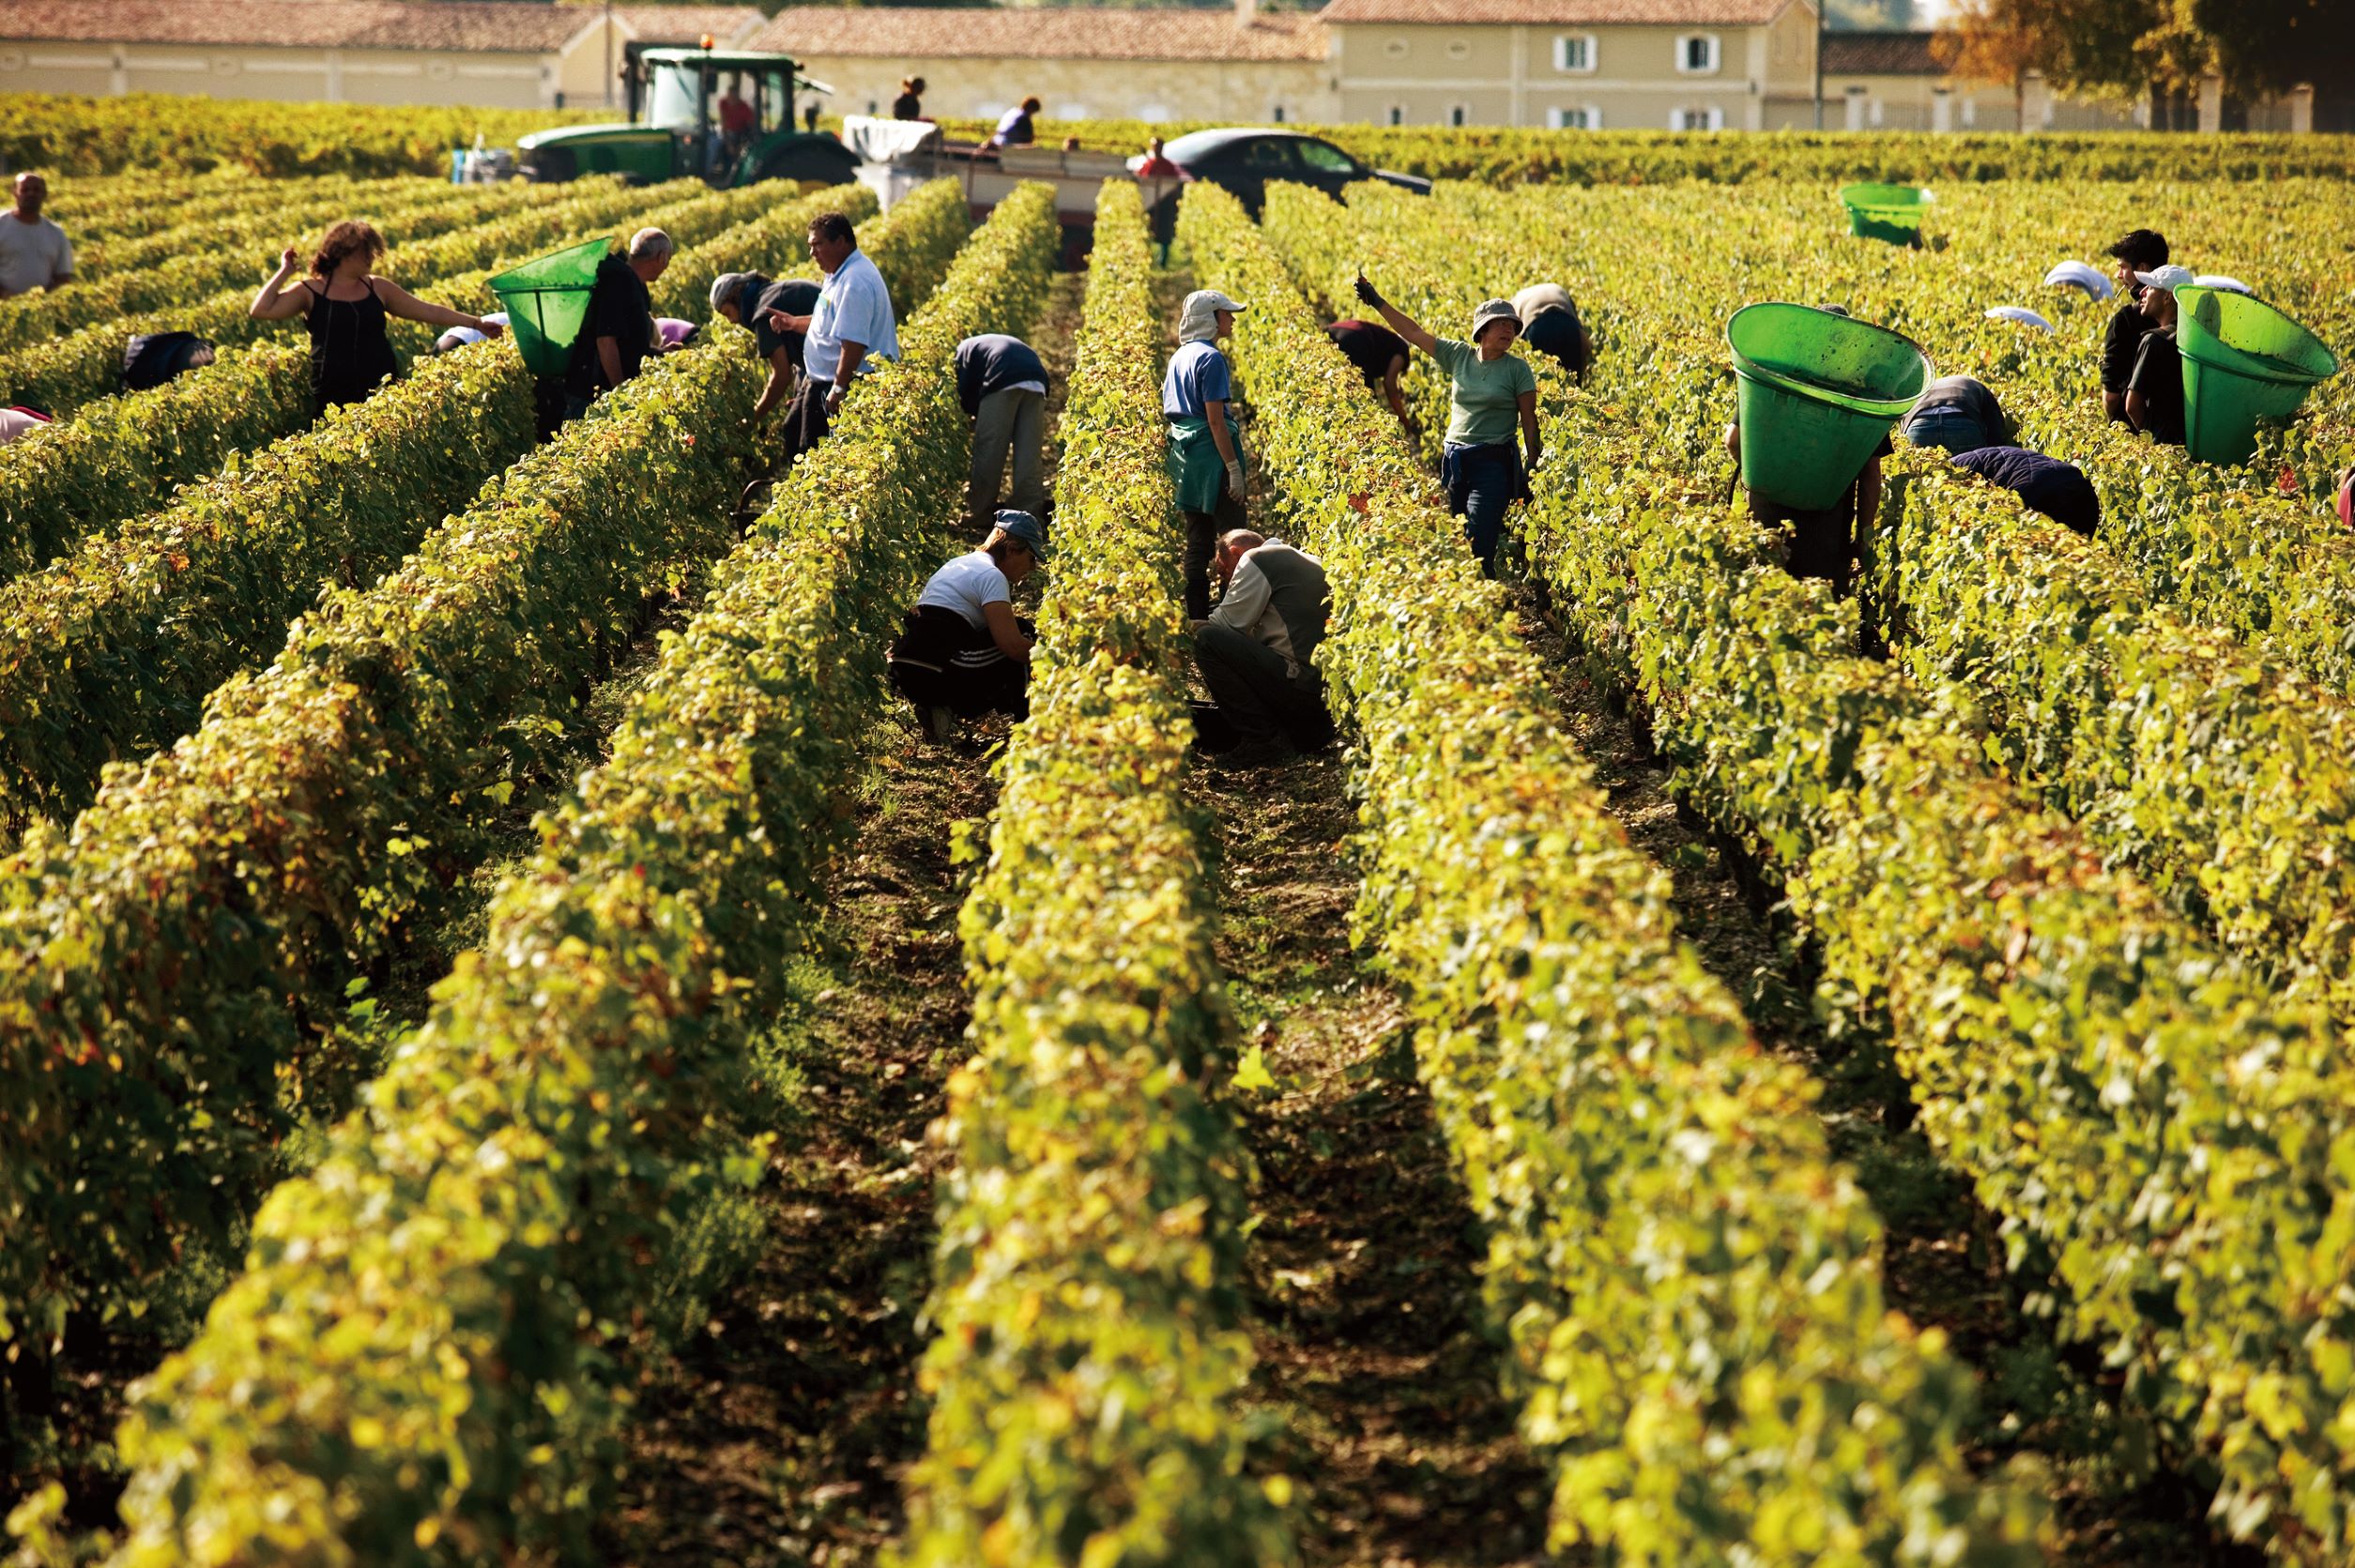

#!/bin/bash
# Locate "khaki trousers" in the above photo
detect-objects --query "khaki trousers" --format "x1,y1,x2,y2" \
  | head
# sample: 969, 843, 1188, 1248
969, 386, 1046, 528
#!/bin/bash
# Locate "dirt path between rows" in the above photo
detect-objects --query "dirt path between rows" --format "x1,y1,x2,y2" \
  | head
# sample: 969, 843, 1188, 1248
1509, 587, 2261, 1568
601, 270, 1087, 1567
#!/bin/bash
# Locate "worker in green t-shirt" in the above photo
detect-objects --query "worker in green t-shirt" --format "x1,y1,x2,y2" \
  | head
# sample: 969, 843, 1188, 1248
1353, 272, 1540, 575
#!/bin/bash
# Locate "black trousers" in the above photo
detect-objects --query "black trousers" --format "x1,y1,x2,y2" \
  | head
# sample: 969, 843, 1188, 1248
779, 375, 833, 471
888, 606, 1032, 721
1195, 622, 1330, 747
1183, 490, 1246, 621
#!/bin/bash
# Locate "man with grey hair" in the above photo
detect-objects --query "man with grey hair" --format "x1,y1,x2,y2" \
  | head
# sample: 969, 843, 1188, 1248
1193, 527, 1334, 768
563, 225, 671, 418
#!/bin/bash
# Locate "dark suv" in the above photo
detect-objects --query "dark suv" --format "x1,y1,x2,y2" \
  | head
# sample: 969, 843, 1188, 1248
1137, 129, 1432, 217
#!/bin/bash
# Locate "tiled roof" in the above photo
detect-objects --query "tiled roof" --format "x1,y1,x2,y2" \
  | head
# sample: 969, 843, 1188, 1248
1317, 0, 1796, 23
0, 1, 605, 53
751, 7, 1330, 63
1821, 30, 1943, 74
612, 6, 766, 46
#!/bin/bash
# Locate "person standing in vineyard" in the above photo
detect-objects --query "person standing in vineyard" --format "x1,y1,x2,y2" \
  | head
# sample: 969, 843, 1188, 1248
2100, 229, 2168, 424
0, 174, 72, 299
1353, 273, 1539, 577
1723, 306, 1879, 598
2123, 264, 2193, 449
563, 227, 671, 419
250, 221, 501, 418
1164, 289, 1251, 619
893, 77, 927, 120
759, 212, 898, 467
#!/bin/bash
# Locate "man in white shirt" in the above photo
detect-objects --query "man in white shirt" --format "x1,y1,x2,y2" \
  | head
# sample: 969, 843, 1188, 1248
762, 210, 898, 467
0, 175, 74, 299
1193, 529, 1334, 768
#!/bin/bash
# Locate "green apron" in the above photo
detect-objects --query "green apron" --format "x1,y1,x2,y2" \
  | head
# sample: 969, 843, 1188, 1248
1165, 416, 1240, 514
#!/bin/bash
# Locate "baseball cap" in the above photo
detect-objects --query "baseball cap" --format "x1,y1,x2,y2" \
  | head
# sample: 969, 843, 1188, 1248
995, 509, 1049, 558
1472, 298, 1520, 338
2133, 265, 2196, 293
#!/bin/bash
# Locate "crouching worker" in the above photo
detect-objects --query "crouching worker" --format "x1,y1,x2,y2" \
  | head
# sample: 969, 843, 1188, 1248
1948, 446, 2101, 539
1193, 529, 1335, 769
888, 509, 1048, 742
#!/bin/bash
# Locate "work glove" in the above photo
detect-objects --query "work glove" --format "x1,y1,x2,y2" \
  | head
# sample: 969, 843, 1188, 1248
1353, 273, 1383, 308
1225, 460, 1247, 503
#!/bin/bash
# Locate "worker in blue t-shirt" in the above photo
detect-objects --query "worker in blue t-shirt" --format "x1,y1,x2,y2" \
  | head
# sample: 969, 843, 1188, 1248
1164, 288, 1249, 620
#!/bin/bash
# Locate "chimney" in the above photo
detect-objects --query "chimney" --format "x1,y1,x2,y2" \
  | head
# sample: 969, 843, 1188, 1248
1236, 0, 1258, 28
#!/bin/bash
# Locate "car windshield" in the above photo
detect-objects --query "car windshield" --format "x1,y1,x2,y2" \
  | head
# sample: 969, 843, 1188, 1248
1296, 140, 1359, 175
648, 61, 705, 129
1237, 139, 1298, 171
757, 68, 793, 130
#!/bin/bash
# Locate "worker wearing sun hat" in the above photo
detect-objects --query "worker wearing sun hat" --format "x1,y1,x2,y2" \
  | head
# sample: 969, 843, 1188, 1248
1353, 275, 1540, 575
1165, 288, 1249, 619
2124, 263, 2196, 448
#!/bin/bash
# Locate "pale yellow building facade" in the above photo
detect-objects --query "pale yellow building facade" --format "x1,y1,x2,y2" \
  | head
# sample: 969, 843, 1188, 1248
1321, 1, 1819, 130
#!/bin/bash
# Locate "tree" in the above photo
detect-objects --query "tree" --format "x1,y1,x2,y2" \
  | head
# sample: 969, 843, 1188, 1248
1934, 0, 2158, 113
2186, 0, 2353, 96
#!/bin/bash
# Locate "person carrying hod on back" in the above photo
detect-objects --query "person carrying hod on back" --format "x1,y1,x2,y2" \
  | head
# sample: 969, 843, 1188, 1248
1165, 288, 1250, 620
1353, 271, 1540, 577
562, 226, 670, 420
1723, 303, 1881, 598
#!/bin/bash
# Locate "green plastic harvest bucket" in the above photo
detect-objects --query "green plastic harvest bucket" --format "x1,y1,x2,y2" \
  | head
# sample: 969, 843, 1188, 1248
2174, 283, 2339, 466
488, 236, 610, 376
1839, 182, 1932, 246
1727, 302, 1933, 511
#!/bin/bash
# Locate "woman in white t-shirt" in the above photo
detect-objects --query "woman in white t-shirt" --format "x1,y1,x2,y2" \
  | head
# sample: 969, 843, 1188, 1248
888, 509, 1048, 741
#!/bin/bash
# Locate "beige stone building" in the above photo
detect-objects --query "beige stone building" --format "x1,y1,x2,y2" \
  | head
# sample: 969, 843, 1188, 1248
750, 6, 1335, 127
1315, 0, 1820, 130
0, 1, 765, 111
1818, 31, 2135, 133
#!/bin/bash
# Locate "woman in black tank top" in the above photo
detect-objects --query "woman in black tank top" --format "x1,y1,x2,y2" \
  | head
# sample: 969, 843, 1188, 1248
250, 220, 503, 416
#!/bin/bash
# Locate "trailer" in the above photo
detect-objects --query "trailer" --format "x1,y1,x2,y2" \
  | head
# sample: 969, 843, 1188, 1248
841, 116, 1183, 261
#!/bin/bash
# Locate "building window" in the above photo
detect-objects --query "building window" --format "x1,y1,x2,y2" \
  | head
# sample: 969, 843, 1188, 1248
865, 99, 879, 114
1449, 103, 1470, 127
1388, 104, 1404, 126
1546, 105, 1601, 129
1445, 39, 1470, 60
1671, 106, 1725, 131
1271, 104, 1286, 122
1675, 34, 1721, 74
1384, 38, 1409, 58
1552, 33, 1597, 73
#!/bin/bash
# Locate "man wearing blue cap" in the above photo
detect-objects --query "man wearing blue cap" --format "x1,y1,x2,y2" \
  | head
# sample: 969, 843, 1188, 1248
888, 509, 1047, 741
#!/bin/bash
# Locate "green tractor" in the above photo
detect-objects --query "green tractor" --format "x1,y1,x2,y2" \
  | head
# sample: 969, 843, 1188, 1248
516, 45, 859, 189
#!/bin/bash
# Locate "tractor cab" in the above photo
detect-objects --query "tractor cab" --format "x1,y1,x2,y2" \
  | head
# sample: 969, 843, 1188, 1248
516, 45, 857, 190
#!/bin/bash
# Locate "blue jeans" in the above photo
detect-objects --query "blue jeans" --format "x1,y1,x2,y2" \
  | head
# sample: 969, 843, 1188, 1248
1443, 441, 1530, 577
1901, 405, 1994, 455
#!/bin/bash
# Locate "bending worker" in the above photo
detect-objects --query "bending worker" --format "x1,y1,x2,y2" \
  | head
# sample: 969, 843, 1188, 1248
564, 226, 670, 419
1899, 374, 2014, 455
711, 269, 821, 419
1512, 282, 1591, 377
1164, 288, 1250, 620
1194, 528, 1334, 769
888, 509, 1048, 741
1354, 273, 1540, 576
761, 211, 898, 467
1948, 446, 2102, 539
955, 331, 1049, 531
1324, 315, 1412, 430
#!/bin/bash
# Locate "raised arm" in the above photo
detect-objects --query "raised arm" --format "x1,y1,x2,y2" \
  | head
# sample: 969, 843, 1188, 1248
250, 247, 311, 321
373, 277, 500, 335
1353, 274, 1438, 358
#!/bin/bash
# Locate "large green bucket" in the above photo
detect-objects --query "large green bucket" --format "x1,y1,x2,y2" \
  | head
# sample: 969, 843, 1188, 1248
1728, 303, 1933, 511
2174, 284, 2339, 466
488, 236, 611, 377
1839, 182, 1931, 246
